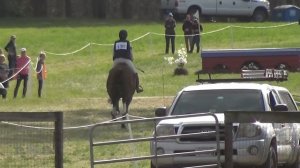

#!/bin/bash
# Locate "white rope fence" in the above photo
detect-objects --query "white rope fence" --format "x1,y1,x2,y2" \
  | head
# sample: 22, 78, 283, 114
0, 114, 148, 130
1, 22, 298, 130
43, 22, 297, 56
0, 59, 31, 84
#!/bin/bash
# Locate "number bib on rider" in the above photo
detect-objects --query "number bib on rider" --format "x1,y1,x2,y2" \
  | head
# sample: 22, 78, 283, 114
115, 42, 128, 50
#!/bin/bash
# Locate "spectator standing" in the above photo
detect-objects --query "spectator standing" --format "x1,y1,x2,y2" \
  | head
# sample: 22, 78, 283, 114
13, 48, 30, 98
182, 14, 193, 52
36, 52, 47, 98
4, 35, 17, 78
190, 18, 203, 53
164, 12, 176, 54
0, 54, 9, 99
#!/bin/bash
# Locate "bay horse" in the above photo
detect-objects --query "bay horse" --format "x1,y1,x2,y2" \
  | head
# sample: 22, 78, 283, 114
106, 63, 136, 128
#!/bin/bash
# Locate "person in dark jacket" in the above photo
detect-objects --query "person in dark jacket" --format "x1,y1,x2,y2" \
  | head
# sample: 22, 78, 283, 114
112, 29, 143, 93
4, 35, 17, 78
164, 12, 176, 54
190, 18, 203, 53
182, 14, 193, 52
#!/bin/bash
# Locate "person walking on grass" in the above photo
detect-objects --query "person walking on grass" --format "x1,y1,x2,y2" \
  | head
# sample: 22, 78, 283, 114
4, 35, 17, 79
14, 48, 30, 98
36, 52, 47, 98
164, 12, 176, 54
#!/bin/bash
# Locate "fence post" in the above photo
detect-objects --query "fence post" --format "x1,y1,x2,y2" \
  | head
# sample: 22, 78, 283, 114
55, 112, 64, 168
224, 121, 233, 168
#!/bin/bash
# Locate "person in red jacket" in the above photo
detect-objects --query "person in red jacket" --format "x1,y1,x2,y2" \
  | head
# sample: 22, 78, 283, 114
13, 48, 31, 98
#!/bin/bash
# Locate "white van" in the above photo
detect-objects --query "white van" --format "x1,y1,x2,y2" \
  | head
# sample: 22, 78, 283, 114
161, 0, 270, 22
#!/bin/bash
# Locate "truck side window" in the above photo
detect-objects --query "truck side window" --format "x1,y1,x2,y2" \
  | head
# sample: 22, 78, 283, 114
278, 91, 297, 111
269, 91, 280, 111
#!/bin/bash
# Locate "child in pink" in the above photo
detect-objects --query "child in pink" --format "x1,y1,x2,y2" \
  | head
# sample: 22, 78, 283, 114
13, 48, 30, 98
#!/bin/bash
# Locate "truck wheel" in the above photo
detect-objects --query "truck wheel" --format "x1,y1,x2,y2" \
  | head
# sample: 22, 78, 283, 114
259, 146, 277, 168
252, 9, 267, 22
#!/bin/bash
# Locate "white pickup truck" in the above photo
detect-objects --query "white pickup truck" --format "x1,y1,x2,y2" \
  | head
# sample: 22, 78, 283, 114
161, 0, 270, 22
150, 71, 300, 168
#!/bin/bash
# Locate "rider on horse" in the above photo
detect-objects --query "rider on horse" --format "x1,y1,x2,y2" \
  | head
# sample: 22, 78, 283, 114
112, 29, 143, 93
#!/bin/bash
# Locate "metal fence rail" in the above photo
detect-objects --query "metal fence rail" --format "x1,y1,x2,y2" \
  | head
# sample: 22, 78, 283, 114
89, 112, 222, 168
0, 112, 63, 168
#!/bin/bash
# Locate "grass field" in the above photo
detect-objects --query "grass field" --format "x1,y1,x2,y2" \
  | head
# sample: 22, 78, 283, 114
0, 19, 300, 167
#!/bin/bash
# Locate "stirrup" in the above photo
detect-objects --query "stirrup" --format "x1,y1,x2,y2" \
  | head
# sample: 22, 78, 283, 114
136, 85, 143, 93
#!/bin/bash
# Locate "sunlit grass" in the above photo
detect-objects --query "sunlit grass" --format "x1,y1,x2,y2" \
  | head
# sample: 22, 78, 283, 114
0, 19, 300, 167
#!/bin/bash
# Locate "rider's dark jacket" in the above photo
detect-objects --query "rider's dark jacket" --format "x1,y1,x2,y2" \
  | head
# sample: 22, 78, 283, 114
113, 40, 132, 61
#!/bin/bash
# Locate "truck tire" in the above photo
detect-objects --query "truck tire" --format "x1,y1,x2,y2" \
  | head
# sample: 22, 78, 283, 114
259, 146, 277, 168
252, 9, 267, 22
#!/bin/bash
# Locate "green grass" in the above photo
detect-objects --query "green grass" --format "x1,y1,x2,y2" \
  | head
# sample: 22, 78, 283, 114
0, 19, 300, 167
0, 19, 299, 111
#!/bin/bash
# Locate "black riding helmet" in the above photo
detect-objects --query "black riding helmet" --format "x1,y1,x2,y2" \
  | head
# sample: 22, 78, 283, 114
119, 29, 128, 40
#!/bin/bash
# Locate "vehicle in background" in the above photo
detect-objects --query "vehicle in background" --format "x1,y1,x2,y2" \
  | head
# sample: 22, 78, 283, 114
150, 70, 300, 168
200, 48, 300, 73
173, 0, 270, 22
161, 0, 177, 14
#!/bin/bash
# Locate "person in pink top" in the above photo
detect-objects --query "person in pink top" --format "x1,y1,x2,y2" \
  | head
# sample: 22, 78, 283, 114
14, 48, 30, 98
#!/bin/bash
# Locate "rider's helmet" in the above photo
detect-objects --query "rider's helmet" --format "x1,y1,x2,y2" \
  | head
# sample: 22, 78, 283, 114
119, 29, 128, 40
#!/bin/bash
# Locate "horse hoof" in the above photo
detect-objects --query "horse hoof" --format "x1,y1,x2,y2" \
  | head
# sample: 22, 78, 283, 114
111, 111, 120, 119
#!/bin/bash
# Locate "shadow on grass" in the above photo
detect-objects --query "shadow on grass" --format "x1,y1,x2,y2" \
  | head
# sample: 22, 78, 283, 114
63, 108, 155, 141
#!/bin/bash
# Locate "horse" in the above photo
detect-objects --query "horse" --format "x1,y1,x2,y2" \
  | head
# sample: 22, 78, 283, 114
106, 63, 136, 128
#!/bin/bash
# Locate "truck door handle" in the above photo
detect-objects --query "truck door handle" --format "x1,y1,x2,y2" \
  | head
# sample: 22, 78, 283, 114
233, 1, 236, 5
219, 1, 222, 5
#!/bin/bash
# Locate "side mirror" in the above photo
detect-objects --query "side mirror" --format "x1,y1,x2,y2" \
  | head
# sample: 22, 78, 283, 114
155, 107, 167, 117
273, 104, 288, 112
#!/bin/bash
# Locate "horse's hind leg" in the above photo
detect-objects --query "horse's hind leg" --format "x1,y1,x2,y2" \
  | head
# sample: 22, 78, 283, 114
111, 101, 120, 121
121, 102, 127, 128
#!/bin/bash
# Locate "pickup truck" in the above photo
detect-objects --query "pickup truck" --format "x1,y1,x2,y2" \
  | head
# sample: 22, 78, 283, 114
163, 0, 270, 22
150, 71, 300, 168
